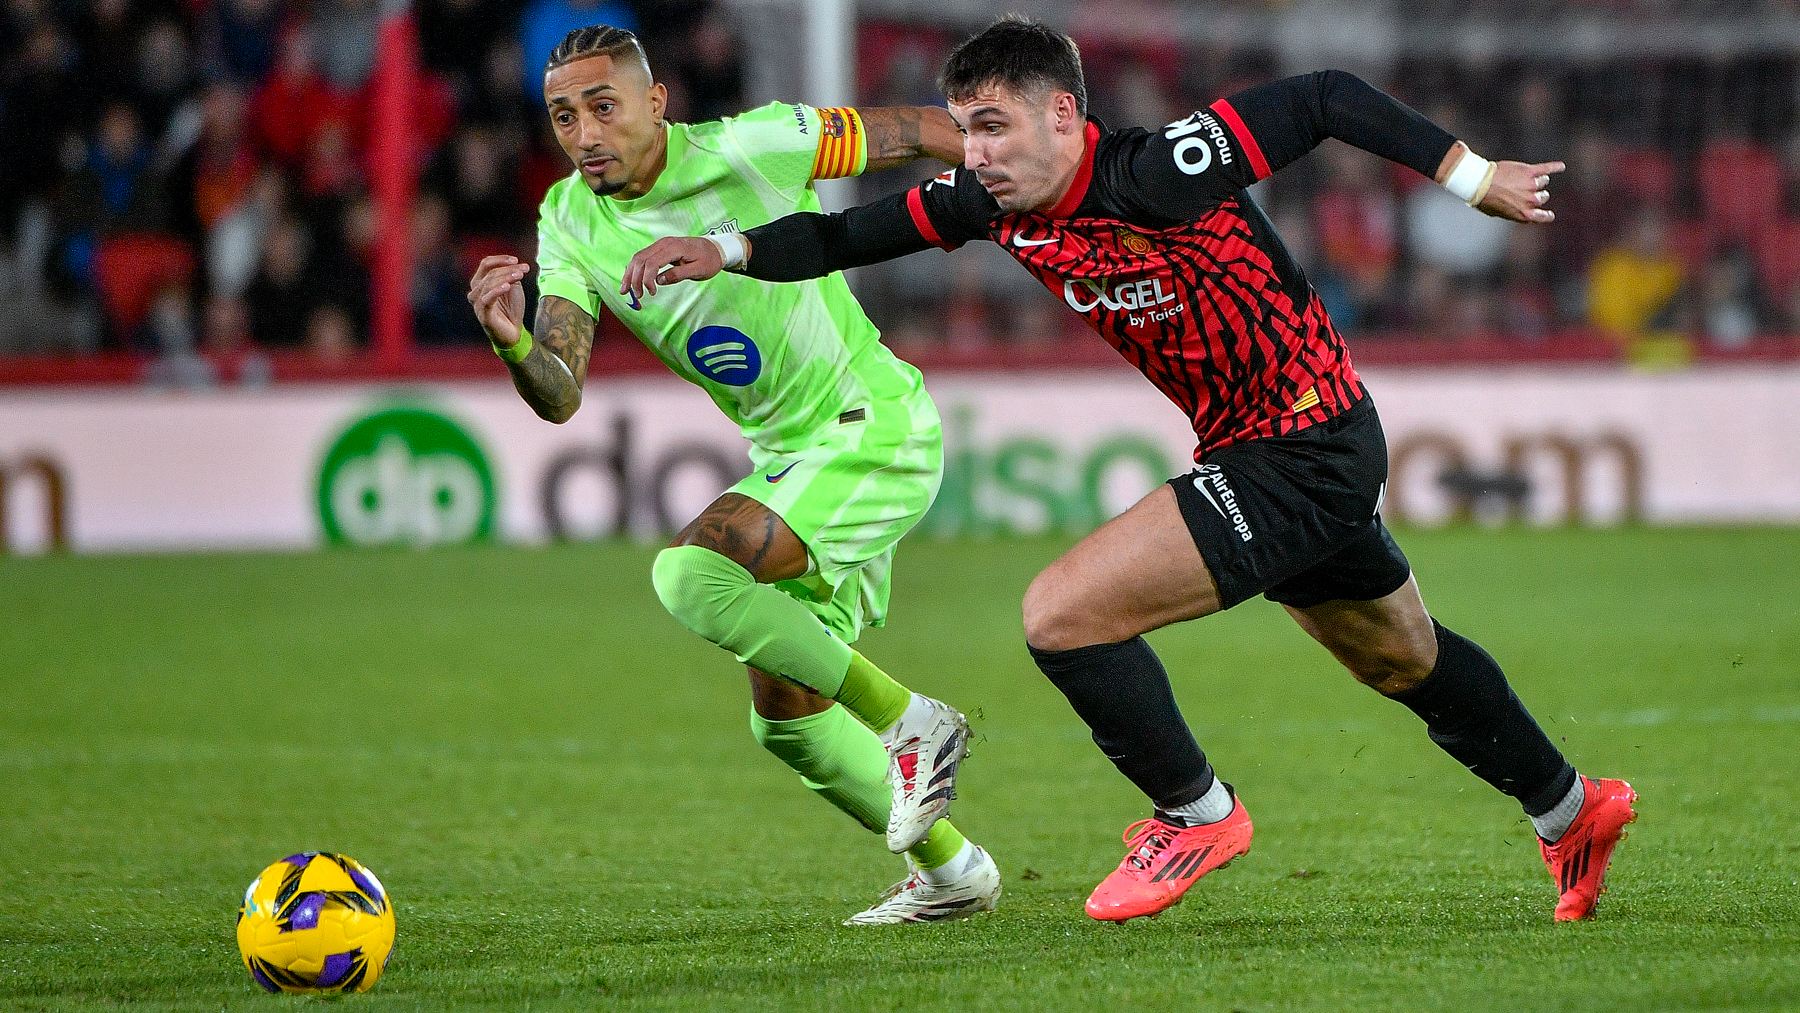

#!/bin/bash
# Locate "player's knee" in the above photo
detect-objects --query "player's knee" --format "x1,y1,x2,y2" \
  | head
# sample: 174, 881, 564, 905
651, 544, 745, 638
1022, 572, 1098, 652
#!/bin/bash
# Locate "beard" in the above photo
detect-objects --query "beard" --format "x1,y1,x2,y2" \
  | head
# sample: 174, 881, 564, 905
587, 175, 627, 196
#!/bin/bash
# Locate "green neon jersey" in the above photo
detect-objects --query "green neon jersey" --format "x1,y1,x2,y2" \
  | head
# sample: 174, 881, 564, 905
534, 102, 926, 451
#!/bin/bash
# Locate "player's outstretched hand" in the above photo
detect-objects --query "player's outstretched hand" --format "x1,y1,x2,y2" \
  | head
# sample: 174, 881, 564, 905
1477, 160, 1565, 224
622, 237, 724, 301
467, 255, 530, 348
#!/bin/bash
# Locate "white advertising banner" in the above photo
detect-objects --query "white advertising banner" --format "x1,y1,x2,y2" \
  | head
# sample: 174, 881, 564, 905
1, 365, 1796, 554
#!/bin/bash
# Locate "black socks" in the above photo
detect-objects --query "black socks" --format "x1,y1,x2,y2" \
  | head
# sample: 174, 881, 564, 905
1389, 620, 1578, 816
1030, 621, 1575, 821
1029, 637, 1217, 810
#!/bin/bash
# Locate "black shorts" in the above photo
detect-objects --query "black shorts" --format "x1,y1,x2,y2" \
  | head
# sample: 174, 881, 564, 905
1169, 398, 1411, 610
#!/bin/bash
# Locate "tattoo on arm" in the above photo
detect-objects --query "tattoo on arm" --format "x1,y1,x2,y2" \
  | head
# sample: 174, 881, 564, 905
859, 106, 962, 171
506, 295, 594, 423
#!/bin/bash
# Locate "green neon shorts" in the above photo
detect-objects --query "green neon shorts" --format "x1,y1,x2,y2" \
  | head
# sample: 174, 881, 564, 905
732, 388, 943, 643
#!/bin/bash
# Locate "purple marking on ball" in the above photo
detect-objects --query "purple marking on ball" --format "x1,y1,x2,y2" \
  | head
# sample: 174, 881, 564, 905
281, 852, 316, 868
286, 892, 326, 931
250, 964, 281, 993
315, 951, 355, 989
347, 865, 384, 903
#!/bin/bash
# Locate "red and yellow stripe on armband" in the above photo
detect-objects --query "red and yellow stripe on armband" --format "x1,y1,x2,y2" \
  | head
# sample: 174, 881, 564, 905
810, 106, 867, 180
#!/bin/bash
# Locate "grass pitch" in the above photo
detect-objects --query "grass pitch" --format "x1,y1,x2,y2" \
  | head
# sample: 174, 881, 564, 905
3, 527, 1798, 1010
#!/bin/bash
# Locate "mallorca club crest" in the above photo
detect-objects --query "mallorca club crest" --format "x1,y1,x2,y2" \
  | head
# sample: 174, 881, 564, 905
1114, 227, 1155, 256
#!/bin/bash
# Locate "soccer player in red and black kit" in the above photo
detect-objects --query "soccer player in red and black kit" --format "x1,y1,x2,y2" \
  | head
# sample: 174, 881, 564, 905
625, 15, 1638, 924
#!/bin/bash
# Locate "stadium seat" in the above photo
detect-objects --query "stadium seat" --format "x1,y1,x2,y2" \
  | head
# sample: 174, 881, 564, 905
92, 233, 198, 337
1665, 218, 1715, 273
1752, 219, 1800, 297
1612, 147, 1677, 207
1697, 140, 1783, 238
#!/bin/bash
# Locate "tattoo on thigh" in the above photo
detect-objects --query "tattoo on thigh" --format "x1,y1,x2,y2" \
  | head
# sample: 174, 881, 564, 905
679, 494, 782, 574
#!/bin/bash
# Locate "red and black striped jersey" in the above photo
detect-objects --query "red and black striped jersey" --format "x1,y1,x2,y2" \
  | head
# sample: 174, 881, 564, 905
741, 70, 1458, 459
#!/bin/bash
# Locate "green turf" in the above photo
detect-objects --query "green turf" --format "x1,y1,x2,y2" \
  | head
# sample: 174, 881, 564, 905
3, 527, 1798, 1010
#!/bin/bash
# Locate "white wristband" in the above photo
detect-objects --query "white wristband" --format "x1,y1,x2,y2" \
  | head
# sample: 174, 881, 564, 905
704, 233, 748, 270
1443, 149, 1493, 205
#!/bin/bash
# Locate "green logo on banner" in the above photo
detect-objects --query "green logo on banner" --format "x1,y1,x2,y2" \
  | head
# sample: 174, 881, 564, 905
317, 404, 497, 547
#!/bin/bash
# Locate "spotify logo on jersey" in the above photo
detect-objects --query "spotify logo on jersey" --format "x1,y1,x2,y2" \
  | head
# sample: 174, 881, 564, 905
686, 326, 762, 386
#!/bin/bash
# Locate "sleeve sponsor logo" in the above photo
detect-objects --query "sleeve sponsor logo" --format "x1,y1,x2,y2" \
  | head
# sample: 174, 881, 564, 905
790, 103, 809, 134
1161, 110, 1234, 176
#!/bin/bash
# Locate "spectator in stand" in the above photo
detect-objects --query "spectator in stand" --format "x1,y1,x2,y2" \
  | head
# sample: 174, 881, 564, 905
1587, 208, 1685, 342
1508, 72, 1567, 166
303, 304, 359, 362
133, 18, 199, 136
308, 0, 380, 90
246, 212, 313, 348
1401, 265, 1457, 341
1695, 246, 1766, 349
168, 83, 258, 244
197, 0, 284, 85
86, 102, 153, 222
419, 0, 515, 91
1310, 143, 1398, 327
679, 10, 746, 122
461, 40, 539, 137
411, 192, 483, 345
1496, 228, 1555, 341
206, 168, 286, 301
248, 28, 355, 172
71, 0, 137, 103
1404, 103, 1512, 281
1, 25, 79, 234
430, 126, 518, 238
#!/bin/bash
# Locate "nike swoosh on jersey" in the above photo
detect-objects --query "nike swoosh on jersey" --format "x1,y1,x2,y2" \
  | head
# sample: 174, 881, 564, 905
765, 462, 799, 483
1011, 233, 1058, 248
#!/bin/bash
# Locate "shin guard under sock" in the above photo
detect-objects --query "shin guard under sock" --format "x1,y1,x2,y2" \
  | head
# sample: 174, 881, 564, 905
1029, 637, 1216, 810
1388, 620, 1578, 815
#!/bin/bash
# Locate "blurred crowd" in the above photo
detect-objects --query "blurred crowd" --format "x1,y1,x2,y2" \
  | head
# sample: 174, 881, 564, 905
0, 0, 744, 362
855, 20, 1800, 353
0, 0, 1795, 369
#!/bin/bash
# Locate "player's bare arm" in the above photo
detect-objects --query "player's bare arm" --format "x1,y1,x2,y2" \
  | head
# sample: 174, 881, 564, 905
467, 253, 595, 423
509, 295, 595, 423
858, 106, 964, 170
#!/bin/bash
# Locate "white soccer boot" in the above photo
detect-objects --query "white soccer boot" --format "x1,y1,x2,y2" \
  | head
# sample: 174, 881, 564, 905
882, 694, 971, 852
843, 846, 1002, 926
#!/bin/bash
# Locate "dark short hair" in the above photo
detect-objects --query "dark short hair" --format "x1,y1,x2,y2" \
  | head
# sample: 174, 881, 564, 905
938, 14, 1087, 116
545, 25, 651, 78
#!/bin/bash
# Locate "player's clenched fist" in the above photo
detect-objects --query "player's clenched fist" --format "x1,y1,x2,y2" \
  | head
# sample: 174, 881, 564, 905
622, 237, 725, 302
466, 255, 532, 347
1476, 159, 1565, 225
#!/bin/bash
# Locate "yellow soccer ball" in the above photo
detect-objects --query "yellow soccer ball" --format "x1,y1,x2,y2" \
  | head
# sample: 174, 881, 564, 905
235, 852, 396, 993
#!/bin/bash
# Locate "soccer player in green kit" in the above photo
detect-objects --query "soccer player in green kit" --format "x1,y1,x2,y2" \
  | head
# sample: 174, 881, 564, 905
465, 26, 1000, 924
